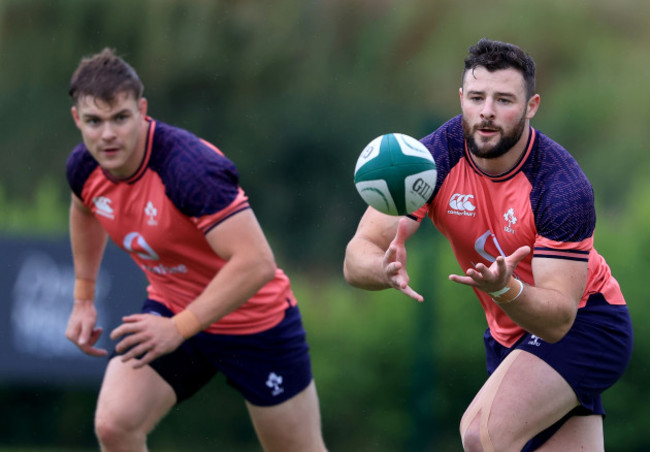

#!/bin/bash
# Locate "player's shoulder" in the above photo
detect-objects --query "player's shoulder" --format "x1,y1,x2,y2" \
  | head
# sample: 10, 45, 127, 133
66, 142, 97, 169
150, 120, 239, 183
527, 129, 592, 195
149, 120, 242, 216
527, 129, 595, 242
66, 143, 100, 199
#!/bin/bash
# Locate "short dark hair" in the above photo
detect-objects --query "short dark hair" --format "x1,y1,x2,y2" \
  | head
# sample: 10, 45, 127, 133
463, 38, 536, 99
69, 47, 144, 104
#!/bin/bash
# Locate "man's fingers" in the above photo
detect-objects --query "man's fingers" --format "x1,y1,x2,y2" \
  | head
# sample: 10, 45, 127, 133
110, 320, 140, 340
465, 266, 485, 280
65, 322, 81, 343
110, 326, 124, 341
386, 259, 403, 275
511, 246, 531, 265
401, 286, 424, 303
131, 358, 148, 369
88, 327, 103, 345
120, 342, 149, 362
495, 256, 509, 276
121, 342, 160, 369
393, 218, 410, 246
121, 314, 144, 323
114, 331, 146, 354
451, 246, 532, 293
449, 273, 478, 286
78, 321, 93, 346
82, 345, 108, 357
130, 351, 158, 369
384, 245, 397, 264
80, 328, 107, 356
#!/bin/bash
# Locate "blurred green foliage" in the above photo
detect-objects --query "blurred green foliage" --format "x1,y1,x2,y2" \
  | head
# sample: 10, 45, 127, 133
1, 0, 649, 450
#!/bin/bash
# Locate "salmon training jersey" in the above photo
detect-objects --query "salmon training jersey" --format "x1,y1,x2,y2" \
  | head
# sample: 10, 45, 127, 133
66, 118, 296, 335
412, 115, 625, 347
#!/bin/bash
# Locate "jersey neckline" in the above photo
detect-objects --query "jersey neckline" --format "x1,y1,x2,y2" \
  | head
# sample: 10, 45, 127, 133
464, 126, 536, 182
101, 117, 156, 184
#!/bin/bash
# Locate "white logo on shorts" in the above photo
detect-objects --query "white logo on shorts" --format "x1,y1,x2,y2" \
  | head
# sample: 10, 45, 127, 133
528, 335, 541, 347
266, 372, 284, 396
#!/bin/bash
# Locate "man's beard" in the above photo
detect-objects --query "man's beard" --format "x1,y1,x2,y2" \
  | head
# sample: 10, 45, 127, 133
463, 113, 526, 160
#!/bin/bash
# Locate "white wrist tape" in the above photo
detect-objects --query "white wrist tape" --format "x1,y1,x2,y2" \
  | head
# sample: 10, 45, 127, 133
488, 277, 524, 305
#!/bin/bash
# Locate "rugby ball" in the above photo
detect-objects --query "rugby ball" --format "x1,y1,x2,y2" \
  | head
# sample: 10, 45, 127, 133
354, 133, 437, 216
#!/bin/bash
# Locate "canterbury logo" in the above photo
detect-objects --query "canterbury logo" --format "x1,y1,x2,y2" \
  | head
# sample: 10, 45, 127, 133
93, 196, 114, 219
449, 194, 476, 211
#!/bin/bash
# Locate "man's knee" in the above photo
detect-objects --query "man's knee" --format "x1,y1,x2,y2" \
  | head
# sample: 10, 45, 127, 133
94, 407, 146, 450
460, 414, 487, 452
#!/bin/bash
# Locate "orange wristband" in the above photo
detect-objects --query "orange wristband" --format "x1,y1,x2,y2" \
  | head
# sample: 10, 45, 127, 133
74, 278, 96, 301
488, 277, 524, 305
171, 309, 203, 339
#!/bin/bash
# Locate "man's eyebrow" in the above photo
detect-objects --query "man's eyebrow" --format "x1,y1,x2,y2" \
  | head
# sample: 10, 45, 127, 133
81, 108, 131, 119
466, 89, 517, 98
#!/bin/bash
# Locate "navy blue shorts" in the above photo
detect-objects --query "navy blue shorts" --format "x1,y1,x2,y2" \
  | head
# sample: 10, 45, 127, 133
484, 294, 633, 451
131, 299, 313, 407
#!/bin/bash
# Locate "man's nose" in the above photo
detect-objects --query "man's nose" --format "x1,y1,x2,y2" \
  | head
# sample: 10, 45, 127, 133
480, 98, 496, 120
101, 123, 116, 140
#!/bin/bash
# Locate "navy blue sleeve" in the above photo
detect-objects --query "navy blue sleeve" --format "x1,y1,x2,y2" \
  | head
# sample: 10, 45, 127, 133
150, 123, 241, 218
65, 144, 99, 201
528, 134, 596, 243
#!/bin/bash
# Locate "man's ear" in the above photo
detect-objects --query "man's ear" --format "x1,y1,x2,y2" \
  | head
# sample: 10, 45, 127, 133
138, 97, 148, 117
71, 106, 81, 129
526, 94, 540, 120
